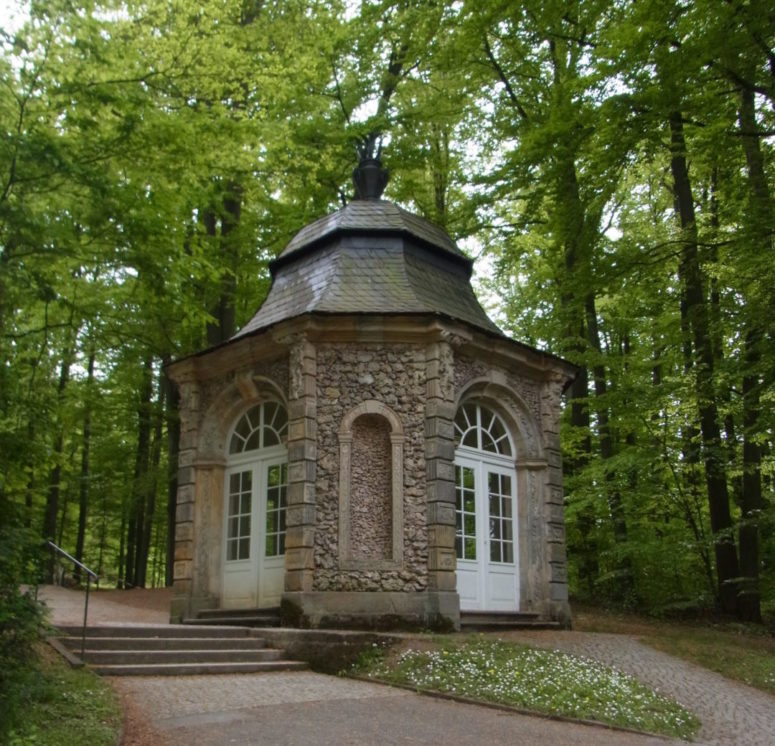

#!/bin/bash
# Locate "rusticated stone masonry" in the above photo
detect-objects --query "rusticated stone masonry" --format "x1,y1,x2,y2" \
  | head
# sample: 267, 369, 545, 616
315, 343, 428, 592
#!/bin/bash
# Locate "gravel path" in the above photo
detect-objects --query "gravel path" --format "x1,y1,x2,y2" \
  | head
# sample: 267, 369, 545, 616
40, 586, 775, 745
495, 630, 775, 746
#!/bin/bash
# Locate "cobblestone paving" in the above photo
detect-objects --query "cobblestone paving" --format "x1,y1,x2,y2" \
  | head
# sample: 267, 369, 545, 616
111, 670, 408, 721
110, 672, 669, 746
496, 630, 775, 746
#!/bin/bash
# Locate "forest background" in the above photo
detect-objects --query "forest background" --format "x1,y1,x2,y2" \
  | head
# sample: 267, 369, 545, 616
1, 0, 773, 623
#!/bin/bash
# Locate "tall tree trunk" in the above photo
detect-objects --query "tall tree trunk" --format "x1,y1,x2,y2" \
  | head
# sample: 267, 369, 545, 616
669, 110, 739, 615
136, 372, 165, 588
735, 82, 771, 622
126, 355, 154, 588
205, 182, 242, 346
430, 122, 450, 226
708, 169, 740, 500
586, 293, 634, 600
24, 422, 36, 529
42, 350, 73, 582
739, 330, 763, 622
74, 347, 96, 584
117, 507, 126, 589
164, 363, 180, 587
557, 155, 597, 595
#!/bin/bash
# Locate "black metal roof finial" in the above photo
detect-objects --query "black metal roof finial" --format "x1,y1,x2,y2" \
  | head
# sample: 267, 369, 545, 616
353, 133, 389, 200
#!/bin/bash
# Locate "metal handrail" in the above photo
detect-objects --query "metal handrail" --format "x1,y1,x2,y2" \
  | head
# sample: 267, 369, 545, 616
46, 541, 98, 660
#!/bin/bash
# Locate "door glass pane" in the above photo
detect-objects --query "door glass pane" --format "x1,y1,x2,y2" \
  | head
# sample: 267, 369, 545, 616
455, 465, 476, 560
487, 470, 514, 565
226, 470, 252, 562
265, 463, 287, 557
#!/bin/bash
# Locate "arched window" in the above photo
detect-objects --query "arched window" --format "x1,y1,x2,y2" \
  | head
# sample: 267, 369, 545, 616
454, 402, 512, 456
229, 401, 288, 454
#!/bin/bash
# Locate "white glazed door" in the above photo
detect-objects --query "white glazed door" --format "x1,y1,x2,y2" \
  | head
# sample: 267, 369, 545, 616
455, 457, 518, 611
222, 458, 287, 609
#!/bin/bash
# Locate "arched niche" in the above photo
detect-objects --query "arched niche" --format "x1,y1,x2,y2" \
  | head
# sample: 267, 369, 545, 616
338, 400, 405, 570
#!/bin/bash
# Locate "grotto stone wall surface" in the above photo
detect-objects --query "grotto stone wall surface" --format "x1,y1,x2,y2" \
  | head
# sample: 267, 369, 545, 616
314, 343, 428, 592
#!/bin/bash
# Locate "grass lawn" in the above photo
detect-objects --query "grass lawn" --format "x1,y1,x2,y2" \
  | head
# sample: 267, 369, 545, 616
572, 603, 775, 696
2, 643, 122, 746
351, 636, 700, 740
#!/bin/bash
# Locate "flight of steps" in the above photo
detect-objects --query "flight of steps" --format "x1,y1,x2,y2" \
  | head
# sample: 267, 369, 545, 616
52, 623, 307, 676
460, 610, 562, 631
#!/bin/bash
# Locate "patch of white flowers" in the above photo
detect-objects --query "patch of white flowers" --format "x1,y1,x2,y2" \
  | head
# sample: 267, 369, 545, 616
365, 640, 698, 738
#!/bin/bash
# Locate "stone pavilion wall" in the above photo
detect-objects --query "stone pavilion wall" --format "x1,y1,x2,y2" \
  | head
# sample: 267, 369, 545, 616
314, 343, 428, 592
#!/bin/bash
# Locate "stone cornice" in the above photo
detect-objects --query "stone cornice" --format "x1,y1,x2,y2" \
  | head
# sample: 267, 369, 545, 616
166, 313, 576, 385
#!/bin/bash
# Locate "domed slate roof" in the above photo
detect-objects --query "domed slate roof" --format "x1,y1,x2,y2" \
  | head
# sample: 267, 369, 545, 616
233, 159, 503, 340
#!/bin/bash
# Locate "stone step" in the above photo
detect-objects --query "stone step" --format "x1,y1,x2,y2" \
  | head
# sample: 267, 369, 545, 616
55, 623, 260, 638
197, 607, 281, 620
460, 611, 561, 631
50, 623, 306, 676
92, 660, 309, 677
183, 615, 281, 628
59, 636, 268, 652
79, 648, 285, 665
185, 607, 282, 628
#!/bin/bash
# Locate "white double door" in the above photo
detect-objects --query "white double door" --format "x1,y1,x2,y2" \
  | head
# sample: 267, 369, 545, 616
455, 454, 519, 611
222, 451, 287, 609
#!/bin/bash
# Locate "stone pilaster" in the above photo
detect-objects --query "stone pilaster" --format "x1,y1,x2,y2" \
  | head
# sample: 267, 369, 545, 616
284, 337, 317, 593
424, 340, 457, 592
542, 373, 570, 625
170, 378, 200, 622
